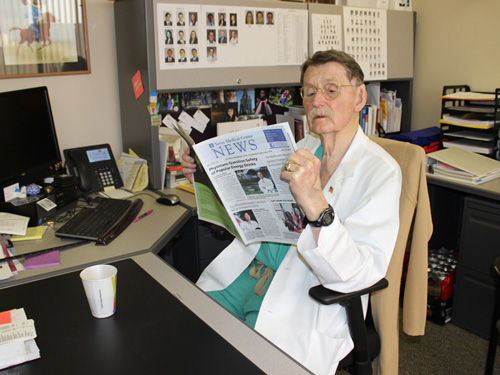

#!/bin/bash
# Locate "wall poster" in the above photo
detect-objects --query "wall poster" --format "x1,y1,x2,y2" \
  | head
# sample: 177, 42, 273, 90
343, 6, 387, 81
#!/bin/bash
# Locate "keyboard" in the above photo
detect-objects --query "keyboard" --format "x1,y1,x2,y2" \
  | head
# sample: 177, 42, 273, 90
55, 197, 143, 245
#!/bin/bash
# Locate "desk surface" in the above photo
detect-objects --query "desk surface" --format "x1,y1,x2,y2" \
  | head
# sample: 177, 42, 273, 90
0, 253, 311, 375
1, 192, 191, 289
427, 174, 500, 202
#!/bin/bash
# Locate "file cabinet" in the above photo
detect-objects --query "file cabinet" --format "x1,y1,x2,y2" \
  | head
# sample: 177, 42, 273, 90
452, 196, 500, 338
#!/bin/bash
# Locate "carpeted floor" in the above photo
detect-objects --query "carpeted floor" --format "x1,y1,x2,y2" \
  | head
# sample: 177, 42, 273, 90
337, 319, 500, 374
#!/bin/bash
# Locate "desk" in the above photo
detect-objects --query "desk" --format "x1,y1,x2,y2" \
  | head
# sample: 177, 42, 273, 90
1, 192, 191, 289
157, 188, 234, 282
427, 175, 500, 339
0, 253, 311, 374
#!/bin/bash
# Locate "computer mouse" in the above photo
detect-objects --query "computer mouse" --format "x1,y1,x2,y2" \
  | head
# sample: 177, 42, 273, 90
156, 194, 180, 206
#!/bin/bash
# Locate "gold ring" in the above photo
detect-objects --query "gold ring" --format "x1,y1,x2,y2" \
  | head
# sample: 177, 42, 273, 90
284, 160, 293, 172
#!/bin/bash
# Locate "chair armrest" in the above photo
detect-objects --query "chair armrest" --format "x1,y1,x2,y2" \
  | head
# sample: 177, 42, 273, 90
309, 278, 388, 305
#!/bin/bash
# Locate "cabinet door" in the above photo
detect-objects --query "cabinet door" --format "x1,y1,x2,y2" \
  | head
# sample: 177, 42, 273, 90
453, 196, 500, 338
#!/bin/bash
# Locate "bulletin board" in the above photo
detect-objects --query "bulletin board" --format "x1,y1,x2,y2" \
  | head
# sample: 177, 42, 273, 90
151, 0, 308, 91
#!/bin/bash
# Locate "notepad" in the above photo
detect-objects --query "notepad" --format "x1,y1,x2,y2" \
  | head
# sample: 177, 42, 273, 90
10, 226, 47, 242
24, 251, 60, 269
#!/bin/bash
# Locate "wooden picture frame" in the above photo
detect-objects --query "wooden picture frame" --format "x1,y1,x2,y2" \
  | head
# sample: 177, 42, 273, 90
0, 0, 91, 78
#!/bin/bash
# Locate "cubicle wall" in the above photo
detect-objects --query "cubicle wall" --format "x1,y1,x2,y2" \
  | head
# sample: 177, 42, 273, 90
114, 0, 415, 189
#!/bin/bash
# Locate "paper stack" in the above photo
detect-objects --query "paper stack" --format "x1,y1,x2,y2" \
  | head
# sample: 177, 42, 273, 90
0, 308, 40, 369
426, 147, 500, 185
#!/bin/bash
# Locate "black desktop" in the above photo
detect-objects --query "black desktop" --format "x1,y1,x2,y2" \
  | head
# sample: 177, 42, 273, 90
0, 86, 77, 226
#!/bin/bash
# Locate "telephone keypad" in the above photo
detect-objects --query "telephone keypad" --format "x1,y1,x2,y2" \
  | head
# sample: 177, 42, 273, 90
96, 168, 119, 188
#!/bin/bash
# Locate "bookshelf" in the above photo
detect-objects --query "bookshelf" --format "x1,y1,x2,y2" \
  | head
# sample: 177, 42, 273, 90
440, 85, 500, 159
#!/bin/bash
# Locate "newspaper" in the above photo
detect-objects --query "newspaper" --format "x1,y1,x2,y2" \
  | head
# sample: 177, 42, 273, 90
167, 121, 304, 245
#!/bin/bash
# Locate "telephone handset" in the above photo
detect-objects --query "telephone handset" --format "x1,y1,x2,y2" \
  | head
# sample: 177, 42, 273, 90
64, 144, 124, 193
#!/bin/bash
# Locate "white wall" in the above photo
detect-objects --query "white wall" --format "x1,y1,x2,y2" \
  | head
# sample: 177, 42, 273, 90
411, 0, 500, 130
1, 0, 123, 157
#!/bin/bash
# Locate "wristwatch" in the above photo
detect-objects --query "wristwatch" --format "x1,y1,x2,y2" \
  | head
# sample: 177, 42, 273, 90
307, 205, 335, 227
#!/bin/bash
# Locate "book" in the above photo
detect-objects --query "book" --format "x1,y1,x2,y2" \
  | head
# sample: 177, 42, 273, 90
426, 147, 500, 185
166, 120, 303, 245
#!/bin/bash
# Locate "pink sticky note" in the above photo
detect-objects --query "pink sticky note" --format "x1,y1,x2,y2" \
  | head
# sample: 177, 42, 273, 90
24, 251, 60, 269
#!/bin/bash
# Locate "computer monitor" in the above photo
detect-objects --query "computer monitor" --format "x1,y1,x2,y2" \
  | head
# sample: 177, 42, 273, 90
0, 86, 62, 201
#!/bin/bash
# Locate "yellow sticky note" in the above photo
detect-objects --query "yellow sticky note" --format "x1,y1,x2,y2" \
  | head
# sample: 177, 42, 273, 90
11, 226, 47, 242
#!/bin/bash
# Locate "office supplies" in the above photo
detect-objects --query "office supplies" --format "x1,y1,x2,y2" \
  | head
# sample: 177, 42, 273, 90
439, 86, 500, 159
427, 147, 500, 184
156, 195, 180, 206
0, 308, 40, 370
117, 152, 148, 192
96, 199, 143, 246
134, 209, 153, 222
441, 91, 496, 101
24, 250, 60, 269
0, 213, 30, 236
0, 240, 90, 262
55, 198, 138, 242
10, 226, 47, 242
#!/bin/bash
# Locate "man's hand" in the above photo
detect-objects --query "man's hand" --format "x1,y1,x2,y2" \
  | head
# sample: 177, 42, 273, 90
280, 148, 329, 222
181, 147, 196, 183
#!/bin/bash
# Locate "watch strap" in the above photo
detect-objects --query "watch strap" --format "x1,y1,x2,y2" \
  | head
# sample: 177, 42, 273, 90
306, 204, 335, 227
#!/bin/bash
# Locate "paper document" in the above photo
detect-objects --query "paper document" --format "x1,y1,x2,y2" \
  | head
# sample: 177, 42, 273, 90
441, 113, 496, 129
0, 308, 40, 370
0, 213, 30, 236
440, 92, 496, 101
167, 120, 303, 245
117, 153, 148, 192
10, 226, 47, 242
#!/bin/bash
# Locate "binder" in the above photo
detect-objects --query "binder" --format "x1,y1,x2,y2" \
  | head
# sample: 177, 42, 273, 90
426, 147, 500, 185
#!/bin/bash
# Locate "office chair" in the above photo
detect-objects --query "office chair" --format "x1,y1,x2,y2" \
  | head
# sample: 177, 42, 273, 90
309, 137, 433, 375
485, 256, 500, 375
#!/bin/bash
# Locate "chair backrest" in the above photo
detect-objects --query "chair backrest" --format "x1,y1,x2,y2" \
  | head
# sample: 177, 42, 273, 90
368, 137, 433, 375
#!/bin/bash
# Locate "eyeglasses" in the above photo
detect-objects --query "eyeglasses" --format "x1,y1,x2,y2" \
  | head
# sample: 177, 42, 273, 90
300, 83, 359, 101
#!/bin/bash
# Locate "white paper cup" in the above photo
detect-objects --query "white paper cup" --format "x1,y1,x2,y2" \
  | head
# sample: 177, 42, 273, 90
80, 264, 117, 319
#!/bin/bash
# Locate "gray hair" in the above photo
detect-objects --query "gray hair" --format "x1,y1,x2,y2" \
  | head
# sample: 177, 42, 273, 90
300, 50, 364, 85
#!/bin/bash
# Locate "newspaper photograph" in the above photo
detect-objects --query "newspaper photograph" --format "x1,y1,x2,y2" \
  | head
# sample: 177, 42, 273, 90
192, 123, 305, 245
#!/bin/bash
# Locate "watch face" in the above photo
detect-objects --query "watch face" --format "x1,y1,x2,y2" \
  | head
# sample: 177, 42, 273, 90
323, 210, 334, 226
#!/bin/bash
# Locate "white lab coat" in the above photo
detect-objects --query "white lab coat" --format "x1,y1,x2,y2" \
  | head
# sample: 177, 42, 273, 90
197, 128, 402, 375
258, 177, 275, 193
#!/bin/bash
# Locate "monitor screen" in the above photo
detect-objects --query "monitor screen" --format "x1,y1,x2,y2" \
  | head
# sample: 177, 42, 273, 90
0, 86, 62, 197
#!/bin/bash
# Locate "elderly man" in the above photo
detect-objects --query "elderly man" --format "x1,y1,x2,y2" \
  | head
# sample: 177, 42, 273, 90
181, 50, 401, 375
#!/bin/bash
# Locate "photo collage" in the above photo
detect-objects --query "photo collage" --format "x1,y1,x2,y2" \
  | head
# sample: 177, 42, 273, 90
157, 86, 297, 137
157, 4, 298, 70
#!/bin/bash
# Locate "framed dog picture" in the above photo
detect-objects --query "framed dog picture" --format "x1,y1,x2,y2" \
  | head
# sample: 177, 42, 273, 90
0, 0, 90, 78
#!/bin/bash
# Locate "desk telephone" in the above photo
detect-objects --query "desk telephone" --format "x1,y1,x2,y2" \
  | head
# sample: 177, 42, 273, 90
64, 144, 123, 193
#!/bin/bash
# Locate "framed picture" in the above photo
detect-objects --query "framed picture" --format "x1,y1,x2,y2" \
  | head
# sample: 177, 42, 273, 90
0, 0, 90, 78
